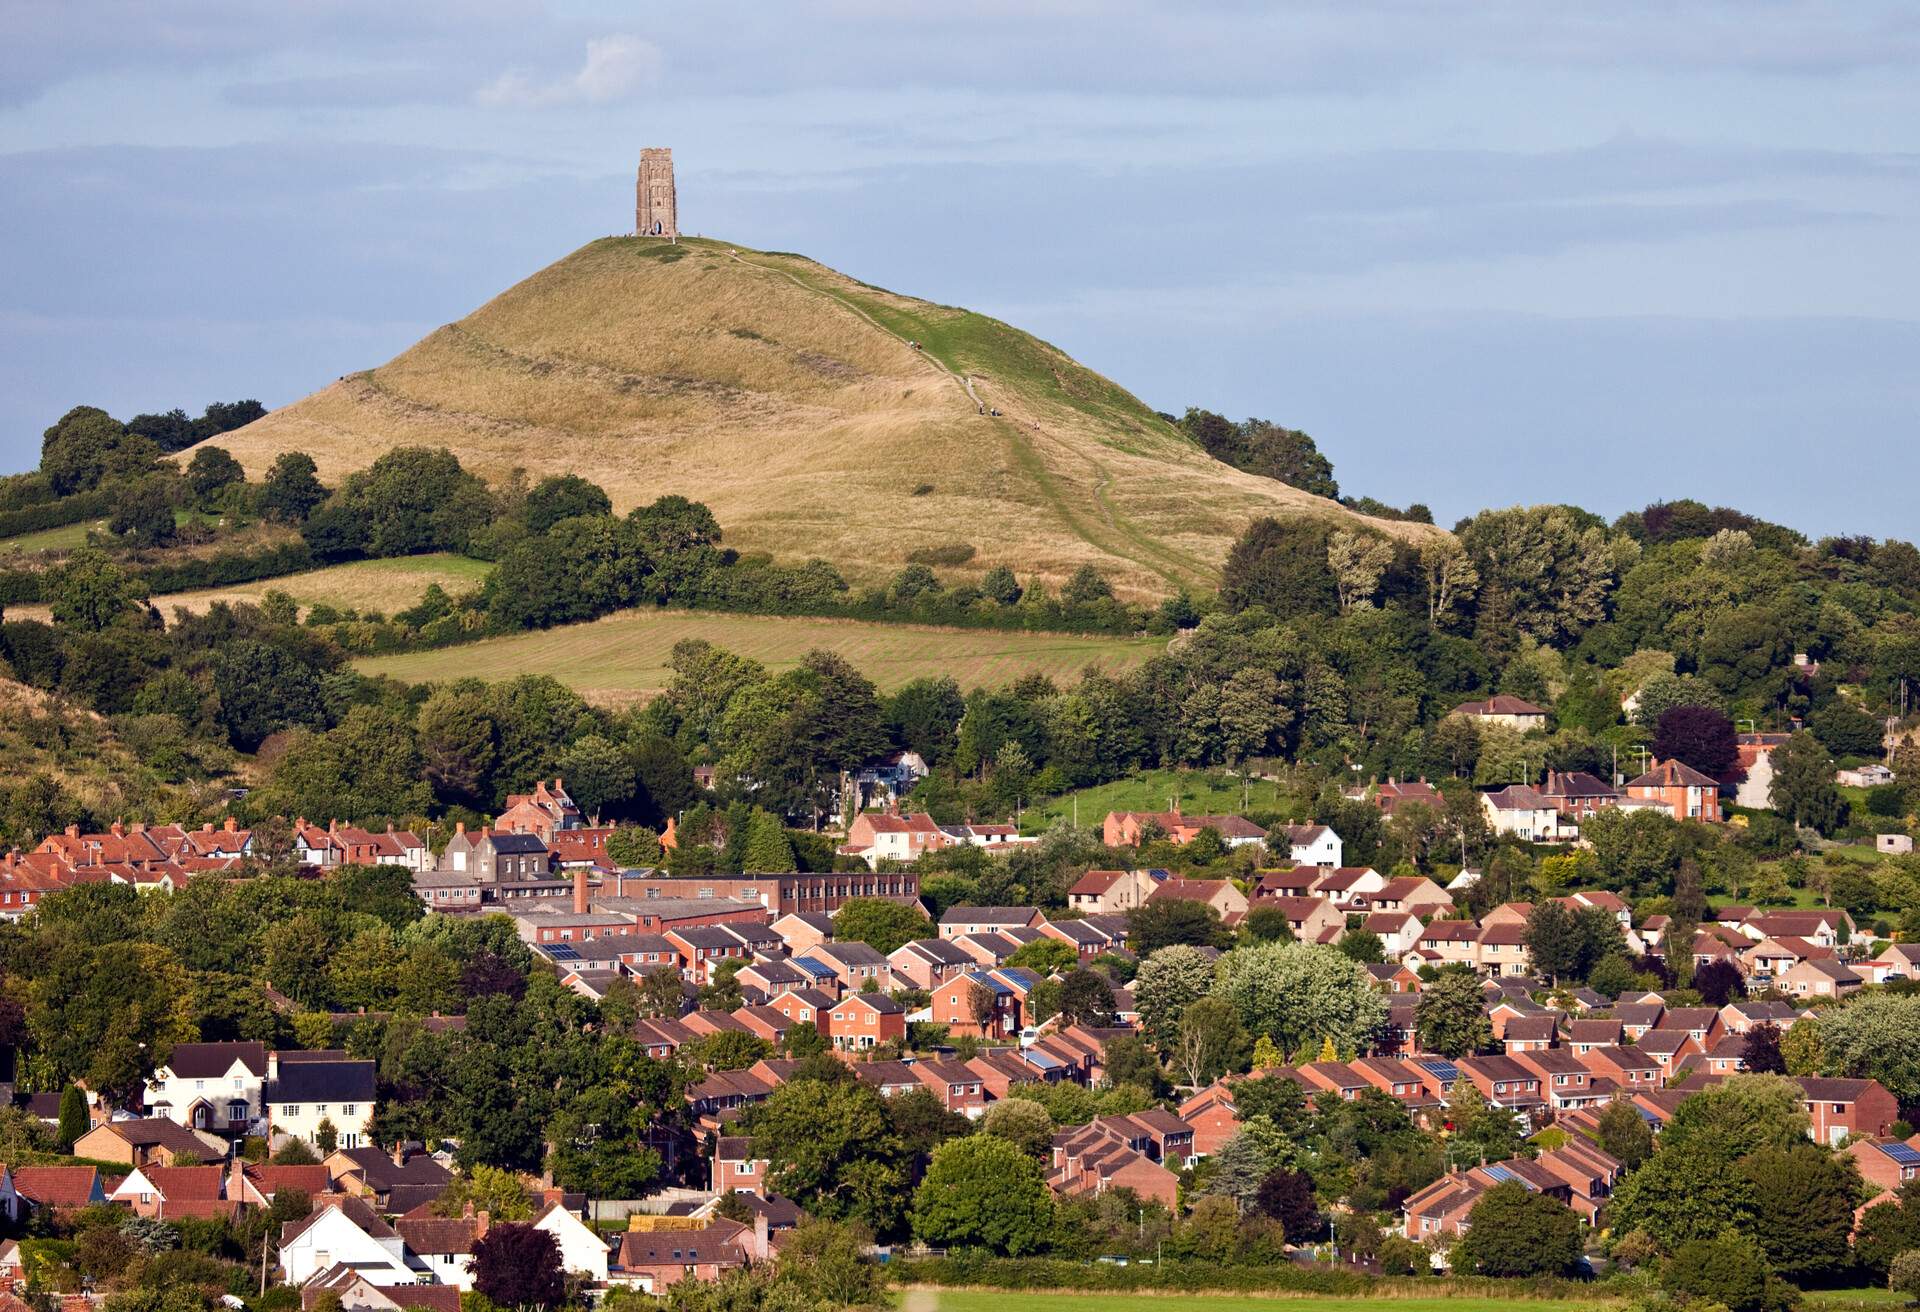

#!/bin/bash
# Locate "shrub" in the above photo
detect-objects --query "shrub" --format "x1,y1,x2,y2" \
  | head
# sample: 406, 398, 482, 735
905, 543, 976, 567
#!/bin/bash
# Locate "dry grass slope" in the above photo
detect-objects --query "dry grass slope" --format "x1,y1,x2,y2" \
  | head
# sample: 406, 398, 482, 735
353, 608, 1166, 705
189, 237, 1439, 598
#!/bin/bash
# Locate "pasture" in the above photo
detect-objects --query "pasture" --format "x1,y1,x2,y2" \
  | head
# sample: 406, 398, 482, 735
355, 608, 1166, 702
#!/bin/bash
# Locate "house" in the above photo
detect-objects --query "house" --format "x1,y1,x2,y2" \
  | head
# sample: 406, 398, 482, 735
1258, 896, 1346, 945
437, 825, 551, 882
1837, 763, 1895, 789
887, 938, 976, 991
1721, 732, 1792, 809
1309, 866, 1388, 907
1275, 824, 1343, 867
1568, 889, 1632, 928
938, 906, 1044, 939
1848, 1137, 1920, 1200
1475, 923, 1532, 977
533, 1199, 612, 1281
610, 1218, 755, 1292
1102, 810, 1266, 849
1364, 961, 1424, 994
713, 1137, 771, 1196
825, 993, 906, 1051
1372, 778, 1444, 815
1537, 1140, 1624, 1222
1480, 786, 1568, 843
1579, 1045, 1662, 1090
1362, 911, 1425, 956
1742, 909, 1856, 950
768, 912, 836, 955
1538, 771, 1620, 822
279, 1196, 414, 1286
1146, 878, 1249, 924
1512, 1048, 1606, 1112
74, 1117, 227, 1168
11, 1165, 104, 1214
1625, 759, 1723, 822
805, 941, 895, 993
664, 925, 752, 985
1368, 876, 1454, 918
267, 1051, 376, 1150
324, 1147, 454, 1214
107, 1164, 233, 1221
1861, 943, 1920, 985
931, 971, 1020, 1039
911, 1059, 988, 1116
1778, 958, 1863, 999
1451, 695, 1549, 731
297, 1267, 459, 1312
1412, 921, 1481, 969
840, 751, 930, 812
767, 989, 836, 1033
394, 1213, 485, 1290
836, 811, 949, 868
494, 778, 583, 839
1457, 1055, 1546, 1118
1402, 1158, 1573, 1240
1066, 868, 1159, 915
1797, 1077, 1900, 1145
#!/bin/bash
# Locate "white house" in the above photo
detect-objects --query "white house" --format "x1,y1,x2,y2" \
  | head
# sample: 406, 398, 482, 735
534, 1201, 611, 1282
266, 1051, 377, 1151
395, 1215, 482, 1290
279, 1199, 415, 1286
1278, 824, 1343, 868
1480, 786, 1567, 843
146, 1041, 269, 1135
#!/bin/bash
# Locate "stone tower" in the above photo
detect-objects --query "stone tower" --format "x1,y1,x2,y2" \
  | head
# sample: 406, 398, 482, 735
636, 147, 677, 241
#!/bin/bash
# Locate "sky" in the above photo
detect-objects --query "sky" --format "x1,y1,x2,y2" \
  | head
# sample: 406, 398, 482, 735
3, 1, 1917, 537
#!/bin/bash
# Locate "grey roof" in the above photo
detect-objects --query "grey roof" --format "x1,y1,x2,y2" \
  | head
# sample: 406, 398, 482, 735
163, 1041, 268, 1079
487, 833, 551, 854
268, 1056, 375, 1104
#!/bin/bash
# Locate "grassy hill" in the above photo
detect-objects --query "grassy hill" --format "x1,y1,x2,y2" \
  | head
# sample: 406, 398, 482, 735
354, 607, 1165, 706
187, 237, 1438, 598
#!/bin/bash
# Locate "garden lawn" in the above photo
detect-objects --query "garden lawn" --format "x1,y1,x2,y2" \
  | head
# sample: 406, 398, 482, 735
356, 608, 1165, 703
904, 1292, 1617, 1312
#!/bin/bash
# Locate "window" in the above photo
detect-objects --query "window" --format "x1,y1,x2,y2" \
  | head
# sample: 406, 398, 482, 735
283, 1104, 301, 1117
342, 1104, 357, 1117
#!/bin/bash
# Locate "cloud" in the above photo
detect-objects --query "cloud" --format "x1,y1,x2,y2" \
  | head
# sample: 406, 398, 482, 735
477, 35, 663, 107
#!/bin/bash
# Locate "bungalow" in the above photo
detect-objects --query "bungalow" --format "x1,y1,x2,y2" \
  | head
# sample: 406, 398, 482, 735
938, 906, 1044, 939
611, 1218, 755, 1292
74, 1117, 227, 1168
1778, 958, 1863, 999
1372, 778, 1444, 815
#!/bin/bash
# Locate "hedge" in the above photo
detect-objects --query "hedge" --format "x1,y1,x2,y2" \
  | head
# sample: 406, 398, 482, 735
887, 1255, 1602, 1301
0, 488, 114, 541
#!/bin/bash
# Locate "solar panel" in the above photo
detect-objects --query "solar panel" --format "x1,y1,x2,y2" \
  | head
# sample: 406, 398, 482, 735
1419, 1058, 1460, 1084
1883, 1143, 1920, 1166
544, 944, 581, 962
1483, 1164, 1516, 1183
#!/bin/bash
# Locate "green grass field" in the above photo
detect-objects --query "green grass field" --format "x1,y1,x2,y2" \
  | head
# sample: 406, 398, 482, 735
904, 1293, 1616, 1312
1027, 767, 1296, 829
0, 518, 103, 553
355, 608, 1166, 702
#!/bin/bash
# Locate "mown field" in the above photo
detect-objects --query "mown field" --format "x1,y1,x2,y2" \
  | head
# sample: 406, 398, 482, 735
0, 518, 105, 553
901, 1292, 1618, 1312
6, 554, 491, 624
356, 608, 1166, 702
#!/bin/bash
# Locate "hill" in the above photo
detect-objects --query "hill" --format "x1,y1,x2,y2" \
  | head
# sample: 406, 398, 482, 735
186, 237, 1438, 597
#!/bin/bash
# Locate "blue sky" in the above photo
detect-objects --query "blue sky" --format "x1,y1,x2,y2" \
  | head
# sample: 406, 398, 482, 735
3, 2, 1916, 536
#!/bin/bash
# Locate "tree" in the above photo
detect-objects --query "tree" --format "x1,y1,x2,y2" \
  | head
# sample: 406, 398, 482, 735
1255, 1168, 1320, 1241
1214, 941, 1386, 1057
1058, 967, 1118, 1027
1610, 1140, 1758, 1248
1335, 929, 1385, 964
314, 1118, 338, 1154
772, 1217, 883, 1308
109, 476, 179, 547
1456, 505, 1632, 644
1816, 993, 1920, 1103
552, 735, 632, 822
1173, 996, 1250, 1088
1664, 1075, 1808, 1159
1693, 958, 1743, 1006
48, 548, 143, 632
1740, 1142, 1859, 1280
1180, 410, 1338, 497
1458, 1180, 1581, 1277
1220, 517, 1339, 617
832, 898, 929, 956
912, 1135, 1052, 1255
1652, 703, 1738, 778
524, 474, 612, 534
1132, 945, 1219, 1047
745, 1078, 909, 1235
1662, 1234, 1772, 1312
56, 1085, 87, 1151
980, 1098, 1055, 1159
1327, 530, 1393, 613
1740, 1021, 1786, 1075
259, 451, 326, 522
1242, 905, 1295, 944
1520, 900, 1621, 984
185, 446, 244, 504
739, 809, 796, 874
470, 1222, 565, 1311
1005, 937, 1077, 974
1126, 899, 1231, 955
1414, 967, 1492, 1057
1594, 1096, 1654, 1170
213, 639, 328, 750
1890, 1250, 1920, 1307
42, 405, 158, 494
1421, 536, 1480, 626
1770, 731, 1847, 834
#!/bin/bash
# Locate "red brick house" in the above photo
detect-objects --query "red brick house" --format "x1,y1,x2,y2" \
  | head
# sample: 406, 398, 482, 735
825, 993, 906, 1051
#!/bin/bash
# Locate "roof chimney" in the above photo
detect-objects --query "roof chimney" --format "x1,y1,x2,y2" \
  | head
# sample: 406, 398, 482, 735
573, 867, 589, 916
110, 822, 124, 838
225, 816, 238, 833
455, 821, 466, 836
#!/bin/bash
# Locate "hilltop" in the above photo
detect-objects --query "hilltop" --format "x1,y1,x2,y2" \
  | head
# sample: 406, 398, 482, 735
186, 237, 1437, 597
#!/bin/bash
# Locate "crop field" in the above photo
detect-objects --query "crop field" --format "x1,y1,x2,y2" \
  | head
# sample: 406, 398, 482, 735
901, 1292, 1617, 1312
7, 554, 492, 624
355, 608, 1166, 702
